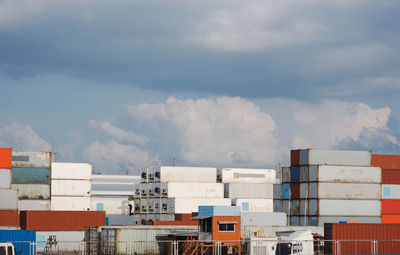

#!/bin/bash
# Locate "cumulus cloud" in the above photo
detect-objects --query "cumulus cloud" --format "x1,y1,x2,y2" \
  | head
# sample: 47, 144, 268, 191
84, 141, 160, 174
88, 120, 149, 145
126, 96, 280, 167
0, 123, 51, 151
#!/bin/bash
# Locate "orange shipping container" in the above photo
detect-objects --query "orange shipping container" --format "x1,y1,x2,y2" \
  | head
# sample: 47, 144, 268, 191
371, 154, 400, 169
382, 215, 400, 223
0, 148, 12, 169
20, 211, 105, 231
0, 210, 19, 226
382, 200, 400, 215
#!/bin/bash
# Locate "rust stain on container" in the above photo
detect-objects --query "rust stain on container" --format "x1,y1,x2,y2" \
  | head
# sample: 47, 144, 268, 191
372, 154, 400, 169
0, 148, 12, 169
290, 149, 300, 166
325, 223, 400, 254
20, 211, 105, 231
0, 210, 19, 226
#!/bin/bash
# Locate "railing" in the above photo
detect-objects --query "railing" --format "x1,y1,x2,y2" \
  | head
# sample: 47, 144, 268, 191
4, 239, 400, 254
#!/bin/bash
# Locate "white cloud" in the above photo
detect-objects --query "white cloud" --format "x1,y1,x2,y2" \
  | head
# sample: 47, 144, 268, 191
84, 141, 159, 173
126, 96, 279, 167
0, 123, 51, 151
88, 120, 149, 145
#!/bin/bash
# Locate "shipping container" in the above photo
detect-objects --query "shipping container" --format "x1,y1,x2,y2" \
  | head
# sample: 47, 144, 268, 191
0, 230, 35, 255
224, 183, 273, 199
303, 183, 381, 200
371, 154, 400, 169
299, 149, 371, 166
318, 200, 381, 216
273, 184, 282, 199
273, 199, 282, 212
220, 168, 276, 184
282, 200, 290, 215
91, 197, 132, 215
0, 189, 18, 210
382, 200, 400, 214
198, 205, 241, 216
0, 169, 11, 188
0, 148, 12, 169
106, 215, 134, 225
12, 151, 51, 168
299, 166, 308, 182
382, 184, 400, 199
0, 211, 19, 226
51, 179, 91, 197
160, 166, 217, 183
160, 182, 223, 198
282, 183, 290, 200
172, 197, 231, 214
242, 225, 323, 239
12, 184, 50, 199
51, 162, 92, 180
324, 223, 400, 254
241, 212, 286, 226
290, 166, 299, 182
12, 167, 50, 184
290, 150, 300, 166
281, 167, 290, 183
308, 165, 381, 183
153, 220, 197, 226
292, 216, 381, 226
36, 231, 84, 253
21, 211, 105, 231
51, 196, 91, 211
382, 215, 400, 223
18, 200, 50, 211
233, 199, 273, 212
382, 169, 400, 184
290, 183, 300, 199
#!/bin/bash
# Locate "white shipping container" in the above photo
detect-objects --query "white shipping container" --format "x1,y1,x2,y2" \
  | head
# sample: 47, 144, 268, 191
51, 196, 91, 211
51, 179, 91, 197
173, 197, 231, 214
164, 182, 224, 198
36, 231, 84, 253
12, 151, 51, 168
299, 149, 371, 166
234, 199, 273, 212
160, 166, 217, 183
224, 183, 273, 199
382, 185, 400, 199
309, 165, 381, 183
0, 188, 18, 210
241, 212, 287, 226
302, 183, 381, 199
221, 168, 276, 184
91, 197, 133, 215
318, 200, 381, 216
18, 200, 50, 211
281, 167, 290, 183
307, 216, 381, 226
0, 169, 11, 188
51, 162, 92, 180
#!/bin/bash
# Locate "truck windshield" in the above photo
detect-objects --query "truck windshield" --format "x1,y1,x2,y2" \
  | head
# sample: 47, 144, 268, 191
276, 242, 292, 255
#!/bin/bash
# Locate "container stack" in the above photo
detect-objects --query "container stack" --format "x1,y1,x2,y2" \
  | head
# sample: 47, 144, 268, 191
279, 149, 382, 226
51, 162, 92, 211
221, 168, 276, 213
11, 151, 52, 211
134, 166, 230, 224
0, 148, 19, 227
371, 154, 400, 223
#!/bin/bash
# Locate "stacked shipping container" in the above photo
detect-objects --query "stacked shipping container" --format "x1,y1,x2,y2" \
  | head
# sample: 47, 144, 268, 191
12, 151, 52, 210
276, 149, 382, 226
51, 162, 92, 211
372, 154, 400, 223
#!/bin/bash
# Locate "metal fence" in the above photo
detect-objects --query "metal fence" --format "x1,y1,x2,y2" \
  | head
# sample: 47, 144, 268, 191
4, 239, 400, 254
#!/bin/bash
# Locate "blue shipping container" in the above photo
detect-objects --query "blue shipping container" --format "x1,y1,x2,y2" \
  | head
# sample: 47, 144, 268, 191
0, 230, 36, 255
198, 206, 241, 216
12, 168, 50, 184
290, 166, 300, 182
282, 183, 291, 199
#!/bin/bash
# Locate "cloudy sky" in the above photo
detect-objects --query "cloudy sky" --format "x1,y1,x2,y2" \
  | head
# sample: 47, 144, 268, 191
1, 0, 400, 174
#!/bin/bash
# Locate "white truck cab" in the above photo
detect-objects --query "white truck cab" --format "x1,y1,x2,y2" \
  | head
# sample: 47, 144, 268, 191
0, 243, 15, 255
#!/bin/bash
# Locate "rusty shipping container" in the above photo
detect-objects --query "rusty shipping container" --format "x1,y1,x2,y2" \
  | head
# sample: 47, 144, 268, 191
0, 148, 12, 168
325, 223, 400, 254
12, 167, 50, 184
371, 154, 400, 169
290, 183, 300, 199
12, 151, 51, 168
290, 149, 300, 166
20, 211, 105, 231
0, 210, 19, 226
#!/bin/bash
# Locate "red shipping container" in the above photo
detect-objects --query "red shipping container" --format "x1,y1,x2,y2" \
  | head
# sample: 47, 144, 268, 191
0, 210, 19, 226
0, 148, 12, 169
325, 223, 400, 254
372, 154, 400, 169
174, 213, 193, 221
382, 200, 400, 215
382, 215, 400, 223
20, 211, 105, 231
290, 183, 300, 199
382, 169, 400, 184
153, 220, 198, 226
291, 150, 300, 166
